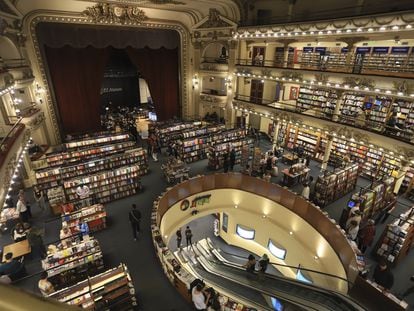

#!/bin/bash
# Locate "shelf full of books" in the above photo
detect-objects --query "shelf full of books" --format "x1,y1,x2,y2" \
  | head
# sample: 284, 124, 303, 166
374, 207, 414, 266
63, 165, 142, 204
62, 204, 107, 233
64, 133, 131, 151
314, 163, 359, 207
154, 121, 202, 146
296, 86, 338, 117
208, 137, 254, 170
49, 264, 137, 310
43, 236, 104, 286
36, 148, 148, 191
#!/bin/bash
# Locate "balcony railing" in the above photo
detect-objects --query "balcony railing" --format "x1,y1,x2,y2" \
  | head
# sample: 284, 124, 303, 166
201, 56, 229, 64
234, 94, 414, 144
0, 118, 25, 168
0, 58, 30, 69
236, 57, 414, 78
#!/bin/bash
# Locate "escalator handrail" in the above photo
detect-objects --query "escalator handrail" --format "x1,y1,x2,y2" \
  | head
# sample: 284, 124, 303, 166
217, 247, 354, 288
203, 246, 366, 311
191, 246, 320, 311
176, 249, 275, 311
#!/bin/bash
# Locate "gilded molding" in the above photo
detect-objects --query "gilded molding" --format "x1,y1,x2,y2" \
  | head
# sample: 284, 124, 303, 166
82, 3, 147, 24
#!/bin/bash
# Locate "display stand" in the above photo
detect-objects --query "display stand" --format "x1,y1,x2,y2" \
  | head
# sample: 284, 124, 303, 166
49, 264, 138, 309
43, 236, 104, 287
161, 158, 190, 184
314, 163, 359, 207
373, 207, 414, 266
62, 204, 107, 233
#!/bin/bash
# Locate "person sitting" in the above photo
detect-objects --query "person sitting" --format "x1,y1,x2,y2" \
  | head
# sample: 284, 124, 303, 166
12, 223, 28, 242
0, 252, 26, 281
38, 271, 54, 296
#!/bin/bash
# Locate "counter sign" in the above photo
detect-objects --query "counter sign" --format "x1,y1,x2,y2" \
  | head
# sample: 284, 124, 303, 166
180, 194, 211, 211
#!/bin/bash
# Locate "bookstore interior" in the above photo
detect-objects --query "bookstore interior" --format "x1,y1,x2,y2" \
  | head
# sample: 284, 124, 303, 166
1, 1, 414, 311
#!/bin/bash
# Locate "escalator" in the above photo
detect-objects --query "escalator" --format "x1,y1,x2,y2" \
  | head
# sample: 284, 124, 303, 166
177, 246, 314, 311
192, 239, 367, 311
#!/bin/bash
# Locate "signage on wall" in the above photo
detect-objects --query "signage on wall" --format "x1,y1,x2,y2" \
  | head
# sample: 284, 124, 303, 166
341, 47, 349, 53
180, 194, 211, 211
100, 87, 123, 95
314, 47, 326, 53
372, 47, 390, 54
303, 47, 314, 53
391, 46, 410, 54
356, 47, 371, 54
275, 47, 285, 52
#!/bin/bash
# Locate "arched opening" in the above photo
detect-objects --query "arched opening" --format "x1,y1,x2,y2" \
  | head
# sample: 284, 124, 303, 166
0, 37, 21, 60
202, 42, 228, 63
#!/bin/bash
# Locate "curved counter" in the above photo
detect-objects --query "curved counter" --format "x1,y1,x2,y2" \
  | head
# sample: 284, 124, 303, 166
154, 173, 359, 290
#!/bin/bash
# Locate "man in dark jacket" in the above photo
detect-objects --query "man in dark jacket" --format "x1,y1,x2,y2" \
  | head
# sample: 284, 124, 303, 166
229, 149, 236, 171
373, 259, 394, 290
129, 204, 141, 241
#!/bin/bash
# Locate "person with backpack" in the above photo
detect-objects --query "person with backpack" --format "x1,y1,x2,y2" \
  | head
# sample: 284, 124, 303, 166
129, 204, 141, 241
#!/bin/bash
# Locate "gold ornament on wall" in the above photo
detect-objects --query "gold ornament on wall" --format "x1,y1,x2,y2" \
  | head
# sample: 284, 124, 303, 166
83, 3, 147, 24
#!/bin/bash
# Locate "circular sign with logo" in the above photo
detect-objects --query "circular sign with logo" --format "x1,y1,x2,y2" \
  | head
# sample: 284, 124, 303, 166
180, 199, 190, 211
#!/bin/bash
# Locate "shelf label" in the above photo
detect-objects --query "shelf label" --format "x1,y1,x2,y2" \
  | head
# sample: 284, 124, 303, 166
341, 47, 349, 53
315, 47, 326, 53
180, 194, 211, 211
372, 47, 390, 54
391, 46, 410, 54
303, 47, 314, 53
356, 47, 371, 54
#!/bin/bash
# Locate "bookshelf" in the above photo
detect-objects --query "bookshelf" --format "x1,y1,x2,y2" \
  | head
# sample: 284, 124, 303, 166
367, 96, 392, 131
64, 133, 130, 151
314, 163, 359, 207
36, 148, 148, 191
155, 122, 201, 146
47, 187, 66, 215
208, 137, 254, 170
63, 165, 142, 204
340, 92, 366, 123
296, 86, 337, 117
62, 204, 107, 233
277, 122, 288, 146
374, 207, 414, 266
49, 264, 137, 309
65, 131, 116, 142
43, 237, 104, 286
45, 141, 136, 167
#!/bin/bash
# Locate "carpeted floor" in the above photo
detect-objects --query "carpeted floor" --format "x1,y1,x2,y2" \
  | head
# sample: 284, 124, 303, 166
1, 134, 414, 310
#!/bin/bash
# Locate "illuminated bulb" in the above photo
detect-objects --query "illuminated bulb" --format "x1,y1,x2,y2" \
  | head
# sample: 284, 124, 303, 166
398, 92, 403, 96
164, 235, 168, 239
289, 231, 293, 235
310, 31, 314, 35
392, 25, 399, 30
234, 204, 238, 209
314, 255, 319, 260
368, 28, 374, 32
346, 29, 352, 33
318, 31, 323, 35
336, 30, 342, 34
406, 25, 412, 29
357, 28, 362, 32
302, 32, 306, 35
380, 26, 386, 31
335, 84, 340, 87
375, 88, 380, 92
385, 90, 391, 94
262, 215, 267, 218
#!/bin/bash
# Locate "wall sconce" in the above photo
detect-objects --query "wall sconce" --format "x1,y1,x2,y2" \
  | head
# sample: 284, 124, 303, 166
224, 76, 233, 90
192, 75, 199, 89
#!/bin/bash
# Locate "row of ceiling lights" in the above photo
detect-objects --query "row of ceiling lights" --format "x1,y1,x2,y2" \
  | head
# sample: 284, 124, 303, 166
235, 25, 413, 39
0, 85, 15, 96
235, 72, 414, 98
232, 105, 404, 160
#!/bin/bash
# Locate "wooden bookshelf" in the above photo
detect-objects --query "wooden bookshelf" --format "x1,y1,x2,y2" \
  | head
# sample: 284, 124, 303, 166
49, 264, 137, 310
62, 204, 107, 233
208, 137, 254, 170
64, 133, 131, 151
374, 207, 414, 266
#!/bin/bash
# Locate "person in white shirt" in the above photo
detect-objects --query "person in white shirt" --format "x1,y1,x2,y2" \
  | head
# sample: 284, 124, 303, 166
301, 183, 310, 200
16, 196, 29, 223
38, 271, 54, 296
192, 284, 210, 311
346, 220, 359, 241
75, 184, 90, 207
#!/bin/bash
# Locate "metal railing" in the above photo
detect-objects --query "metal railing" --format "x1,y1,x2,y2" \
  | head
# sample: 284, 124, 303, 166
235, 58, 414, 77
201, 56, 229, 64
233, 94, 414, 145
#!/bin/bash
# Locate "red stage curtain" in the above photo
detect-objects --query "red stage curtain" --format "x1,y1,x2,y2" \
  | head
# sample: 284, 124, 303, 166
44, 46, 109, 135
126, 47, 179, 120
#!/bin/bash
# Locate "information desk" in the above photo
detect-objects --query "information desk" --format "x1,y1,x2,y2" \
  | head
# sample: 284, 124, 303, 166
2, 240, 31, 262
282, 167, 310, 186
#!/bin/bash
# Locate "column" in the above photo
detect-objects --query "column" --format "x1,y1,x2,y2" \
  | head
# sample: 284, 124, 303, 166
278, 39, 297, 68
272, 121, 281, 149
337, 37, 368, 72
226, 40, 237, 128
321, 134, 334, 171
192, 42, 202, 119
332, 90, 344, 122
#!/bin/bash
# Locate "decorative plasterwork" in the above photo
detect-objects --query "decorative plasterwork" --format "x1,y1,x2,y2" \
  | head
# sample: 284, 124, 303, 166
25, 11, 190, 142
192, 8, 237, 43
200, 94, 227, 105
82, 3, 147, 24
234, 68, 414, 99
147, 0, 185, 4
235, 12, 414, 39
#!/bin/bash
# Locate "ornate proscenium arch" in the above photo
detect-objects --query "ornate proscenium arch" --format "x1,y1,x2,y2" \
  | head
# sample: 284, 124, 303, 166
155, 173, 359, 289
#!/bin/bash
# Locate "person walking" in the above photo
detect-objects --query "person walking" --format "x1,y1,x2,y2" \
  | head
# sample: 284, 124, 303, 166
223, 153, 229, 173
301, 182, 310, 200
373, 259, 394, 291
258, 254, 269, 279
33, 186, 45, 212
185, 226, 193, 246
358, 219, 376, 253
176, 228, 182, 249
129, 204, 141, 241
229, 149, 236, 171
244, 254, 256, 274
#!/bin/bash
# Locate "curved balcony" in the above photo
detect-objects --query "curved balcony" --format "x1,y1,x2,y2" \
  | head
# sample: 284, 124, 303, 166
236, 57, 414, 79
233, 94, 414, 145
